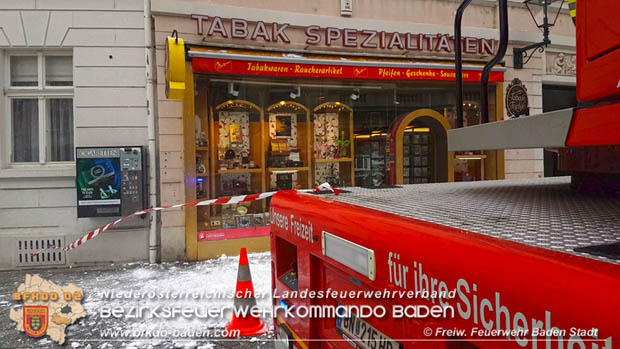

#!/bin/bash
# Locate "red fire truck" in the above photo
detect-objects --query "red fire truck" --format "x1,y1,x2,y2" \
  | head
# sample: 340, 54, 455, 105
270, 0, 620, 348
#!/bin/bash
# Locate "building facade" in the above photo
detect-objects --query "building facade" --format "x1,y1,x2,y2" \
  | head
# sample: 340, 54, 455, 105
0, 0, 153, 269
152, 0, 576, 261
0, 0, 577, 269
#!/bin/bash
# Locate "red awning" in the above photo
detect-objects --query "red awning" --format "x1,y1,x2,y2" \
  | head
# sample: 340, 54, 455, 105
189, 50, 504, 82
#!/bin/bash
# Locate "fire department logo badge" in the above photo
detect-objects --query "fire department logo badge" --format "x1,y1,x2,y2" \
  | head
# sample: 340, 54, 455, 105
10, 274, 86, 344
23, 306, 48, 338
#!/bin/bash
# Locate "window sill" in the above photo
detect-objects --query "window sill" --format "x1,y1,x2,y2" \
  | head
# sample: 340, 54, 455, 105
0, 165, 75, 179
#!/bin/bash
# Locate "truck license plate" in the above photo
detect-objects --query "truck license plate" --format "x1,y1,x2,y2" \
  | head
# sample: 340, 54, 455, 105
336, 308, 402, 349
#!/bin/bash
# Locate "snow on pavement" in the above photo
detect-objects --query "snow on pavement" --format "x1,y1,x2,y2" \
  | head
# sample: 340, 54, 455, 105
0, 252, 274, 348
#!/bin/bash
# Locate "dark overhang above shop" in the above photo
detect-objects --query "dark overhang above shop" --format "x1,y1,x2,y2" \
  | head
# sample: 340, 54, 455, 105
447, 108, 574, 151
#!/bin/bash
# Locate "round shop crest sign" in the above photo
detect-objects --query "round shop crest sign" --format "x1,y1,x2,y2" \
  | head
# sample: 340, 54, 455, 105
505, 78, 529, 118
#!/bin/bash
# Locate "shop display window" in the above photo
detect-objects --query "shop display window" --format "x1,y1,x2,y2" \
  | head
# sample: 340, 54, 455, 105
313, 102, 354, 187
208, 100, 266, 227
354, 109, 388, 188
266, 101, 312, 190
195, 107, 210, 200
189, 79, 499, 234
402, 131, 434, 184
449, 101, 488, 182
214, 100, 264, 174
454, 153, 487, 181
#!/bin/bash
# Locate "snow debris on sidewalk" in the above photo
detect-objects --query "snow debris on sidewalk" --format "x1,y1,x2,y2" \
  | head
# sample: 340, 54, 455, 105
87, 252, 272, 332
0, 252, 274, 348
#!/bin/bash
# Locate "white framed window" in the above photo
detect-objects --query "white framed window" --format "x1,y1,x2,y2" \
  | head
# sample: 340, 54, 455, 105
5, 52, 74, 164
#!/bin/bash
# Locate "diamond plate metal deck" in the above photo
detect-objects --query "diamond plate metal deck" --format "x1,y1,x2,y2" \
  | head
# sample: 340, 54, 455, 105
322, 177, 620, 265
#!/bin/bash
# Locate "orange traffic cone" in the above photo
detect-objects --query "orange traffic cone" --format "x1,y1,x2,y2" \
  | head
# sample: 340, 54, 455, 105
225, 248, 267, 337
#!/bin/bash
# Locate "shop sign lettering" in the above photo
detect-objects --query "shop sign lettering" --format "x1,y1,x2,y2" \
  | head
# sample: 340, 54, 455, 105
192, 58, 505, 82
191, 15, 496, 55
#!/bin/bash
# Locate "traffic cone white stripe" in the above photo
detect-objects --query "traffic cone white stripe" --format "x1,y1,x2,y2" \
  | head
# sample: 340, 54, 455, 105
226, 248, 267, 337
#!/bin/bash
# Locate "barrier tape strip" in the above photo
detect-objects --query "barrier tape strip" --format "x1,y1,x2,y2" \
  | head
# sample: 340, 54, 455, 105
32, 183, 340, 257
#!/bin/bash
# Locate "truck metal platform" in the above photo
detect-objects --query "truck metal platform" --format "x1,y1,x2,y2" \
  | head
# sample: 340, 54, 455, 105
318, 176, 620, 266
447, 109, 573, 151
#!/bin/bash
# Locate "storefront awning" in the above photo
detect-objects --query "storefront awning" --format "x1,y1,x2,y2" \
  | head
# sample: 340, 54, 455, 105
189, 49, 505, 82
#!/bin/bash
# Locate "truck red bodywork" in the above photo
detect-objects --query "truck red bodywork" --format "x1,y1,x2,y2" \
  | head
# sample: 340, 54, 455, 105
270, 0, 620, 347
270, 190, 620, 348
576, 0, 620, 102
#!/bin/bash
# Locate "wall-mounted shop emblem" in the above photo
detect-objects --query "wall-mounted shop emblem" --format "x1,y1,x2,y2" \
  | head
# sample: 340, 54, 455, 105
505, 78, 529, 118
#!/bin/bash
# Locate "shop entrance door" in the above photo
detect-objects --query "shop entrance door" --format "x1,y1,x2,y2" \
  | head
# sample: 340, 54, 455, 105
388, 109, 452, 185
402, 131, 434, 184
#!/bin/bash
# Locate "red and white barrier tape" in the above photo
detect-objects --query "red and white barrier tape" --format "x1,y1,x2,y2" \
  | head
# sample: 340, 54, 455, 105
32, 182, 340, 256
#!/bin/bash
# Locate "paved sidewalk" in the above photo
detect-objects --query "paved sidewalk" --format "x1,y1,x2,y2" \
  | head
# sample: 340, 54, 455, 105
0, 253, 274, 349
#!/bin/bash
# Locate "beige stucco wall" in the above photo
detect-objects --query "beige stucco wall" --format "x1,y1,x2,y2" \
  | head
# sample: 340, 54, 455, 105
152, 0, 577, 256
156, 77, 186, 262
